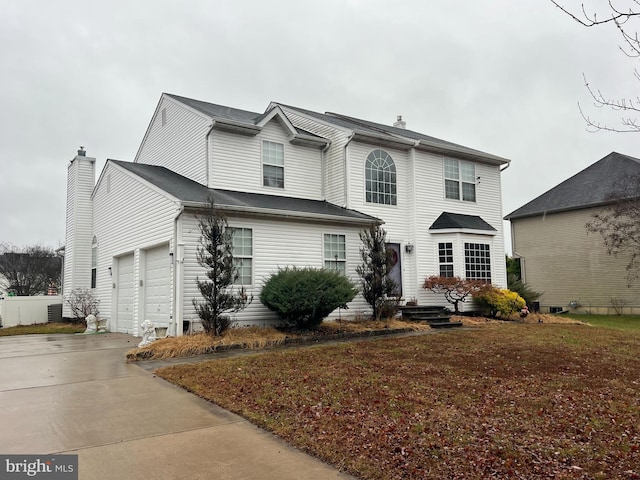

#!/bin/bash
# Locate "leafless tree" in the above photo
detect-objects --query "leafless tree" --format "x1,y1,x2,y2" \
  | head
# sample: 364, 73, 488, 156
0, 243, 62, 296
551, 1, 640, 132
65, 288, 100, 322
585, 174, 640, 284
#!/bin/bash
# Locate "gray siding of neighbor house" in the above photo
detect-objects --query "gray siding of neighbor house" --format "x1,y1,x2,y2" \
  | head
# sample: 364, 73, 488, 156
512, 207, 640, 313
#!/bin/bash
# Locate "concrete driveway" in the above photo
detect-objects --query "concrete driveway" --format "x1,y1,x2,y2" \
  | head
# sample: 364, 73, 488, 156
0, 333, 354, 479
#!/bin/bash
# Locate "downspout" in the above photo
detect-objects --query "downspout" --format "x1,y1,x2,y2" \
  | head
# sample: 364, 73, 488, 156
343, 133, 355, 208
321, 141, 331, 200
168, 204, 184, 337
204, 123, 215, 186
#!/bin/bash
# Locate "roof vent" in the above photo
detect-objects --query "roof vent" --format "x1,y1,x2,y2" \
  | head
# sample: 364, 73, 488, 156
393, 115, 406, 129
77, 146, 86, 156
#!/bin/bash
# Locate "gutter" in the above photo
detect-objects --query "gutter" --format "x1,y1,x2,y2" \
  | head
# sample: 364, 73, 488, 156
343, 133, 355, 209
169, 205, 184, 337
204, 123, 215, 187
180, 201, 376, 226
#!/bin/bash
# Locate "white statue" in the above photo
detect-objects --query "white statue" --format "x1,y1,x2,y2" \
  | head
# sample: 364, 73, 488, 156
83, 314, 97, 334
138, 319, 157, 347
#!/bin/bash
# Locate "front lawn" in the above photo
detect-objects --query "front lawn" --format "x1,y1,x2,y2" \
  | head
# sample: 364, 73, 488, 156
157, 324, 640, 480
0, 322, 85, 336
563, 313, 640, 330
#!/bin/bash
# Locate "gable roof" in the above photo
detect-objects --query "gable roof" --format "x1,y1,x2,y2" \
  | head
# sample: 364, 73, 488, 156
504, 152, 640, 221
429, 212, 497, 231
110, 160, 377, 224
272, 103, 510, 166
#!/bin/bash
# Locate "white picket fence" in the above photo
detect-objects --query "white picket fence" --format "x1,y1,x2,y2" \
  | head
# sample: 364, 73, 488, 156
0, 296, 63, 327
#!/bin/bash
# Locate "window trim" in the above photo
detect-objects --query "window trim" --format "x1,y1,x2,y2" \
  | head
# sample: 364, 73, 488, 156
262, 140, 285, 189
365, 149, 397, 206
230, 227, 253, 286
444, 158, 476, 202
323, 233, 346, 275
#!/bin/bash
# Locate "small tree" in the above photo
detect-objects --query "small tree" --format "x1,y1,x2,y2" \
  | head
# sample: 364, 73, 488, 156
422, 276, 489, 313
356, 223, 398, 320
260, 267, 358, 329
65, 288, 100, 323
192, 201, 251, 336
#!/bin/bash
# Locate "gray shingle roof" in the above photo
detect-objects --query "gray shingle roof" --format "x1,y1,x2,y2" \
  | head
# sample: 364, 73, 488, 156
429, 212, 496, 231
165, 94, 325, 139
111, 160, 377, 223
504, 152, 640, 220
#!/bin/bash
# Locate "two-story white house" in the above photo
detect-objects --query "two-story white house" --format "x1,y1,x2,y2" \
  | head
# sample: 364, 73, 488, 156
63, 93, 510, 336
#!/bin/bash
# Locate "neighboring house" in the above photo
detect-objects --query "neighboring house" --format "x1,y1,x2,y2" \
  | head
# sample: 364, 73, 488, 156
505, 152, 640, 314
63, 93, 510, 336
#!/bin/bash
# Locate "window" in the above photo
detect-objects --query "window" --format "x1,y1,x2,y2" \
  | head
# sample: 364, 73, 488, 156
262, 141, 284, 188
465, 242, 491, 282
231, 228, 253, 285
365, 149, 397, 205
324, 234, 346, 275
444, 158, 476, 202
91, 236, 97, 288
438, 242, 454, 278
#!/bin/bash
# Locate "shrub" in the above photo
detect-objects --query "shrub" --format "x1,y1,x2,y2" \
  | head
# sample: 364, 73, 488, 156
65, 288, 100, 324
507, 274, 542, 306
474, 287, 525, 318
260, 267, 358, 329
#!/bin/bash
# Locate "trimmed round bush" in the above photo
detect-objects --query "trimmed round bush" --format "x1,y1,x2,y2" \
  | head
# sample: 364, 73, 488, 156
260, 267, 358, 329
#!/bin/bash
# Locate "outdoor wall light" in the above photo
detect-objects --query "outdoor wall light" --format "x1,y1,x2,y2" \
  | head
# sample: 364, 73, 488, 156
169, 252, 174, 265
108, 267, 112, 276
405, 243, 414, 254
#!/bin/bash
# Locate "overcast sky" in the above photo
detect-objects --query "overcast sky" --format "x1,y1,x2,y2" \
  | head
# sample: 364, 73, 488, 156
1, 0, 637, 254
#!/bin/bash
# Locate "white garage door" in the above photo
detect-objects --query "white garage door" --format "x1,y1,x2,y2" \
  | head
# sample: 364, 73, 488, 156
116, 254, 134, 334
144, 244, 170, 328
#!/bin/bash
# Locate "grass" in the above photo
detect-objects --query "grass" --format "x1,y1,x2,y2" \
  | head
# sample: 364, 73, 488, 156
0, 322, 86, 336
562, 313, 640, 330
127, 318, 430, 361
157, 324, 640, 480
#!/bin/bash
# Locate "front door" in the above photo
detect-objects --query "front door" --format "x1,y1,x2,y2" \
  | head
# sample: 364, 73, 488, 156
386, 243, 402, 296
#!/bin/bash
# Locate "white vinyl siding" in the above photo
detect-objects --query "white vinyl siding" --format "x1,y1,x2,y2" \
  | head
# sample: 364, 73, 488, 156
209, 119, 323, 200
181, 213, 366, 327
62, 156, 95, 318
92, 163, 176, 334
277, 107, 349, 205
135, 96, 210, 185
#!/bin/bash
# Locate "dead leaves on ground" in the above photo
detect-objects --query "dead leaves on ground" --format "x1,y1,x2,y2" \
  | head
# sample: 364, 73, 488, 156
157, 325, 640, 480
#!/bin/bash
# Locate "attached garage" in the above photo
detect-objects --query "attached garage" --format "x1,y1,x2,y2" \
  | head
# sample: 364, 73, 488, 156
143, 244, 171, 329
115, 254, 134, 333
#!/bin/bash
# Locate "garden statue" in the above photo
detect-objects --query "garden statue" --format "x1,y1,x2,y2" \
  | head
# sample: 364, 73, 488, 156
138, 319, 156, 347
83, 314, 97, 334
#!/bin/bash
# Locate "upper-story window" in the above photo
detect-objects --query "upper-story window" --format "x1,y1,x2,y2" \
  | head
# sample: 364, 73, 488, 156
262, 141, 284, 188
444, 158, 476, 202
365, 149, 397, 205
91, 236, 97, 289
